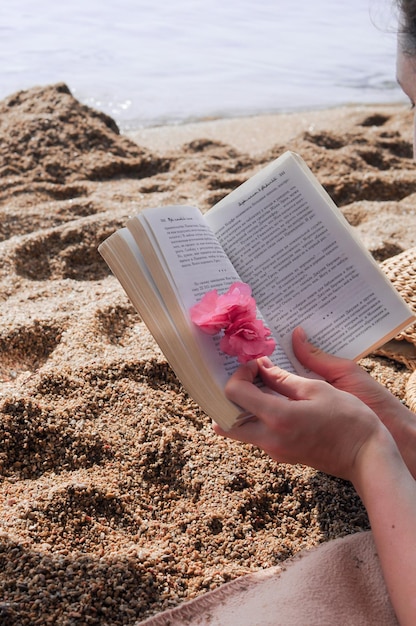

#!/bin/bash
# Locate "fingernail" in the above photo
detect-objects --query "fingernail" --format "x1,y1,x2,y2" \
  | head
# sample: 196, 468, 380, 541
296, 326, 307, 342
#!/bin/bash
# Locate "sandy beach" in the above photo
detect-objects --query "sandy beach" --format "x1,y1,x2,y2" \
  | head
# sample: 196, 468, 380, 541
1, 83, 416, 625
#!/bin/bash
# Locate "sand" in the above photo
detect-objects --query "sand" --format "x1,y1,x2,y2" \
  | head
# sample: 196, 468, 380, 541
0, 83, 416, 625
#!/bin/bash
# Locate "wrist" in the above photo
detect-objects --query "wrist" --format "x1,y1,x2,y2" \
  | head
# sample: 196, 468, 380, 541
373, 397, 416, 479
350, 426, 406, 497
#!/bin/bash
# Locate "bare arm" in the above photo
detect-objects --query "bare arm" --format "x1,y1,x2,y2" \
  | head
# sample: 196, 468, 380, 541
217, 356, 416, 625
351, 431, 416, 626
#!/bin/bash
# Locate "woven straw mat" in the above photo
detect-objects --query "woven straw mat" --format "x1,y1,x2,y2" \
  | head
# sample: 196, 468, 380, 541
377, 248, 416, 410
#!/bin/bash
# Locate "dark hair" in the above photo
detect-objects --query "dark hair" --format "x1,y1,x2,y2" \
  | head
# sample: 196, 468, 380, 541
397, 0, 416, 53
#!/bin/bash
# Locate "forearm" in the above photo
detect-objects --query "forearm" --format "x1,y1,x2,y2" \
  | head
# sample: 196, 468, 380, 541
352, 429, 416, 625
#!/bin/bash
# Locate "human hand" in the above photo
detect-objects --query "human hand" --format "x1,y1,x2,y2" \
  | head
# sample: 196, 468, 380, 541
291, 326, 416, 478
291, 326, 399, 419
217, 356, 383, 481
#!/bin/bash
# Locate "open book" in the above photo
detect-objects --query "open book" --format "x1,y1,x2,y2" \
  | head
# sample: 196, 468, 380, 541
98, 151, 414, 430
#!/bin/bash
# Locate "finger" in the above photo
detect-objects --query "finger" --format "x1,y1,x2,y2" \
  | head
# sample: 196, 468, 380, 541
226, 359, 259, 385
213, 416, 277, 451
292, 326, 357, 383
225, 368, 289, 417
257, 357, 317, 401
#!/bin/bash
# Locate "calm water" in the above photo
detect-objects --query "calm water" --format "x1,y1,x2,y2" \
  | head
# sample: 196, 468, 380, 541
0, 0, 405, 130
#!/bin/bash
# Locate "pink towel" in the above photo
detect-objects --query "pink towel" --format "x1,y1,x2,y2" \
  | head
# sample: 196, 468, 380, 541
137, 531, 398, 626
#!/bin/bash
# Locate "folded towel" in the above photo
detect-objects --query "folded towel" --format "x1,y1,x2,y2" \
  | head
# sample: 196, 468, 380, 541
137, 531, 398, 626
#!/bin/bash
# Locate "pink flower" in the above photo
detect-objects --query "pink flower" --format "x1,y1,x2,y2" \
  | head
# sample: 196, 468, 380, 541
220, 317, 276, 363
190, 281, 276, 363
189, 282, 257, 335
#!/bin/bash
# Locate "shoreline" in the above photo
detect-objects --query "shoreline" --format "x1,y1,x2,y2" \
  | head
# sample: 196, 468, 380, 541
127, 102, 406, 155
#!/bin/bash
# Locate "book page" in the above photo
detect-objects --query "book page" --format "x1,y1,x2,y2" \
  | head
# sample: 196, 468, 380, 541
205, 152, 414, 370
127, 205, 295, 376
98, 228, 244, 429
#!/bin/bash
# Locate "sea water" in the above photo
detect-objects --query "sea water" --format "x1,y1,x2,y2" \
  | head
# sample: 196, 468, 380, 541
0, 0, 405, 130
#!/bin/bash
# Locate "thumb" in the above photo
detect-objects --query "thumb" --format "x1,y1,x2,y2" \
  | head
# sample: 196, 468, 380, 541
292, 326, 351, 384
